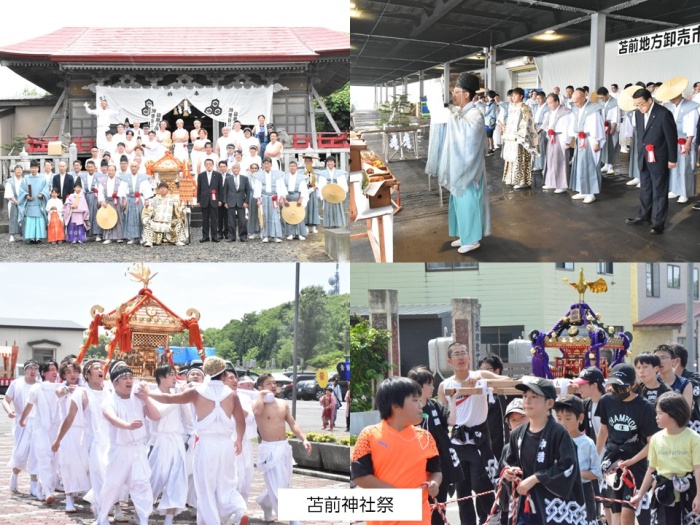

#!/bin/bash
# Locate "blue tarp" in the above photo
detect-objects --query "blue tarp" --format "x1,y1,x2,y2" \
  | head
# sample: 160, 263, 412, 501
157, 346, 216, 364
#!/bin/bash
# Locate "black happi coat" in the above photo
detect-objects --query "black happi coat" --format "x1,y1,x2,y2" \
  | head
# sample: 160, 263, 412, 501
505, 417, 588, 525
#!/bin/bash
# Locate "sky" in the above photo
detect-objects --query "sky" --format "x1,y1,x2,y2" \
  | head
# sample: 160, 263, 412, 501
0, 263, 349, 330
0, 0, 349, 97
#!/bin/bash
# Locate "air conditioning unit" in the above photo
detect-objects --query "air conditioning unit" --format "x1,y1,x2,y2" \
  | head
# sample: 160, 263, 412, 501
505, 56, 535, 70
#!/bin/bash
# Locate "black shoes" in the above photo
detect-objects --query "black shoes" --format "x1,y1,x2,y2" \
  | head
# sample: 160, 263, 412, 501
650, 226, 664, 234
200, 238, 210, 243
625, 217, 649, 225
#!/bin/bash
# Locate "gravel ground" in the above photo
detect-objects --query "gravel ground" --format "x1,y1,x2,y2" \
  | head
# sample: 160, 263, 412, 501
0, 227, 332, 262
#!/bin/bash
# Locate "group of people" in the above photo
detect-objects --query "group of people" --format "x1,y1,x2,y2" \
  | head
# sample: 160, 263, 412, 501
4, 150, 349, 246
352, 341, 700, 525
427, 73, 700, 254
2, 355, 313, 525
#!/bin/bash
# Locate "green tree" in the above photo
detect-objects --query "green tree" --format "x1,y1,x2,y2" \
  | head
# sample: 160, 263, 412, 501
298, 285, 327, 366
315, 83, 350, 132
350, 320, 392, 412
82, 333, 113, 359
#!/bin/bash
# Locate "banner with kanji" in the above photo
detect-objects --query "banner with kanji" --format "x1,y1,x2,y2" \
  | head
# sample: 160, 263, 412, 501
618, 23, 700, 56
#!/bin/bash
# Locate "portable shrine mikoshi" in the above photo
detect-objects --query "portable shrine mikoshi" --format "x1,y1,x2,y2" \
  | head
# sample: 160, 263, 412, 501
443, 376, 573, 397
75, 263, 204, 380
529, 268, 631, 380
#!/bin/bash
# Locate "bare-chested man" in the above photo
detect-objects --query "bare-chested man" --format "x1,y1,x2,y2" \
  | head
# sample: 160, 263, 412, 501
141, 356, 249, 525
253, 373, 311, 524
190, 119, 202, 143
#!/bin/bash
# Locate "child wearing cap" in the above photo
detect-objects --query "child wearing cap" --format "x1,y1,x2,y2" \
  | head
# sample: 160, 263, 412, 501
596, 362, 658, 525
571, 366, 605, 443
503, 377, 588, 525
630, 391, 700, 524
553, 394, 601, 525
352, 377, 442, 525
497, 398, 528, 525
634, 353, 671, 406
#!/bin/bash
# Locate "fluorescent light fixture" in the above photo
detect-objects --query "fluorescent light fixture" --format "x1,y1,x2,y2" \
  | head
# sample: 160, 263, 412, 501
533, 31, 563, 41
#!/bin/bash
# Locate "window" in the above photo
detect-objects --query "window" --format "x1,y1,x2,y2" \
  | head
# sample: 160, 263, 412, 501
555, 263, 574, 271
425, 263, 478, 271
695, 268, 699, 300
271, 94, 308, 134
646, 263, 660, 297
597, 263, 613, 275
667, 265, 681, 289
31, 348, 54, 362
72, 100, 96, 140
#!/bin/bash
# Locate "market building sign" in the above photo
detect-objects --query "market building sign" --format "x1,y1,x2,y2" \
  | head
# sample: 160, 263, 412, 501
617, 23, 700, 55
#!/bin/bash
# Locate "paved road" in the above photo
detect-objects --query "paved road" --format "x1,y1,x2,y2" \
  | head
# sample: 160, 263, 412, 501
290, 399, 350, 437
0, 396, 349, 524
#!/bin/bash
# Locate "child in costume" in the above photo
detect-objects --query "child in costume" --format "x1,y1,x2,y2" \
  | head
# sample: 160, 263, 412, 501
46, 187, 65, 243
63, 178, 90, 243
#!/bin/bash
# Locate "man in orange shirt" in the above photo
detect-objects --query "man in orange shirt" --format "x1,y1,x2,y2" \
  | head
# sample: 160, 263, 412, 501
351, 377, 442, 525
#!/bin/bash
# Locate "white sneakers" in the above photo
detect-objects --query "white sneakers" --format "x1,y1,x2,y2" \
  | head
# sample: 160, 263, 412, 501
9, 473, 18, 492
103, 239, 111, 244
572, 193, 586, 200
450, 239, 462, 248
626, 178, 639, 186
553, 189, 567, 194
583, 195, 596, 204
95, 236, 102, 242
669, 192, 678, 199
262, 237, 269, 243
287, 235, 294, 240
298, 235, 306, 241
274, 238, 282, 243
541, 185, 554, 190
311, 226, 318, 233
678, 196, 689, 203
458, 242, 480, 254
9, 235, 15, 242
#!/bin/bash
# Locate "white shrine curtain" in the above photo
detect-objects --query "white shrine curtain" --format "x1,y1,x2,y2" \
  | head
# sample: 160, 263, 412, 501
94, 85, 276, 128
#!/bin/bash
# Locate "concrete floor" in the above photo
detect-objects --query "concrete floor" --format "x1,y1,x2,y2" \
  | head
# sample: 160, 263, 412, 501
351, 110, 700, 262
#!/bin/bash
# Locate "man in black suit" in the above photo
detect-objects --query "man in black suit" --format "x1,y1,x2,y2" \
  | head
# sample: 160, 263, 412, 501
52, 160, 75, 202
223, 163, 251, 242
626, 88, 678, 234
217, 161, 230, 239
196, 158, 223, 242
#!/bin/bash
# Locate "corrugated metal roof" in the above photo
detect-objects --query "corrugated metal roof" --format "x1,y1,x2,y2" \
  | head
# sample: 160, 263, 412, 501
0, 317, 86, 330
351, 304, 451, 317
633, 303, 700, 328
0, 27, 348, 63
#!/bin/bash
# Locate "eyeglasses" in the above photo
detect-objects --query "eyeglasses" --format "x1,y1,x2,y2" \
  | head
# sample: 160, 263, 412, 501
450, 352, 468, 358
452, 89, 464, 95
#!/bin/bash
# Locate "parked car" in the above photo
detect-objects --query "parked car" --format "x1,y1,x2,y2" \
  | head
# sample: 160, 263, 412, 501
295, 373, 349, 401
281, 371, 317, 399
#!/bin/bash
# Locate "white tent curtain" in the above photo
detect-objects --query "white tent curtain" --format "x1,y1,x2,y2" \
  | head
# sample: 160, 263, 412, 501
94, 85, 275, 128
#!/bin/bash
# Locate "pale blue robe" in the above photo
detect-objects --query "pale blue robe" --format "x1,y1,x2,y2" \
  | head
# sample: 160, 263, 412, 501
437, 102, 491, 246
18, 174, 50, 240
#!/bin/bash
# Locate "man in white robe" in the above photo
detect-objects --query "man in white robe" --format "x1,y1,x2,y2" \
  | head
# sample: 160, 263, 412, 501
598, 87, 620, 174
19, 361, 62, 503
568, 88, 605, 203
98, 364, 160, 525
141, 356, 249, 525
436, 72, 491, 255
542, 93, 573, 193
532, 91, 550, 172
2, 360, 40, 496
149, 365, 188, 525
663, 91, 698, 203
84, 98, 119, 152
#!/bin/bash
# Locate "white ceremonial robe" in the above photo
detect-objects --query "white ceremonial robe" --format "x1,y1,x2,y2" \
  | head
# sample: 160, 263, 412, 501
193, 382, 246, 525
57, 387, 90, 494
148, 400, 188, 515
27, 382, 61, 499
665, 99, 699, 198
568, 103, 605, 195
235, 393, 256, 503
256, 440, 294, 518
97, 392, 153, 525
82, 386, 112, 517
543, 105, 573, 190
7, 378, 37, 472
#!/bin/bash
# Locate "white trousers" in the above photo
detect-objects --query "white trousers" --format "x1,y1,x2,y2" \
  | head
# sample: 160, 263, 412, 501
8, 421, 37, 473
97, 443, 153, 524
32, 425, 57, 497
149, 433, 187, 514
193, 434, 246, 525
256, 440, 293, 515
57, 424, 90, 494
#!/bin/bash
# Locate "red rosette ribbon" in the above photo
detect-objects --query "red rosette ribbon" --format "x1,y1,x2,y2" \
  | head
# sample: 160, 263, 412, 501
112, 192, 118, 205
272, 194, 278, 208
578, 131, 587, 149
604, 121, 610, 135
547, 129, 556, 144
134, 191, 141, 204
678, 137, 687, 154
92, 188, 99, 195
645, 144, 656, 163
210, 189, 216, 201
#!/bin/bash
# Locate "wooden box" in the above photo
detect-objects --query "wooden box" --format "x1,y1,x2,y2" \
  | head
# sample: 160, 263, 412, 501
368, 184, 391, 209
48, 141, 64, 155
350, 141, 367, 171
